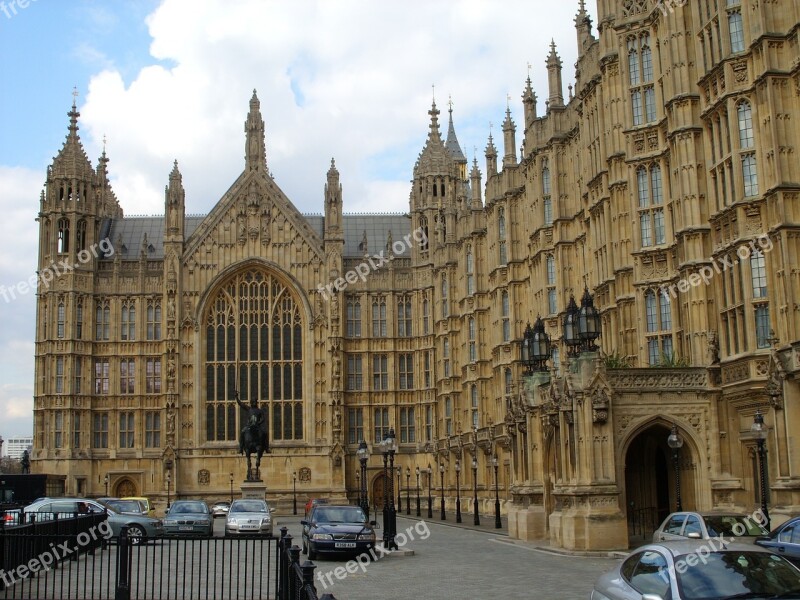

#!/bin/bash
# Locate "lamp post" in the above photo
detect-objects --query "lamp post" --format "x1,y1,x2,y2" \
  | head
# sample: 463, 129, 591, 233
104, 474, 109, 497
426, 465, 433, 519
292, 471, 297, 515
751, 410, 770, 530
415, 467, 421, 517
405, 468, 411, 515
472, 456, 480, 526
522, 316, 552, 373
397, 466, 402, 512
439, 463, 446, 520
562, 295, 581, 357
455, 459, 462, 524
381, 429, 398, 550
492, 454, 502, 529
667, 424, 684, 512
357, 440, 369, 519
229, 472, 234, 504
165, 472, 171, 509
577, 287, 602, 353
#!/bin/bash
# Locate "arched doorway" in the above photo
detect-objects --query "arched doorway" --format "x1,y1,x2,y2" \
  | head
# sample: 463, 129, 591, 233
624, 423, 696, 545
114, 478, 137, 497
371, 472, 388, 515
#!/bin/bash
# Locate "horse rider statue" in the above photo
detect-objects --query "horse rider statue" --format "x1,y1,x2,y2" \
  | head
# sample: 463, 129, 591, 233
235, 391, 269, 480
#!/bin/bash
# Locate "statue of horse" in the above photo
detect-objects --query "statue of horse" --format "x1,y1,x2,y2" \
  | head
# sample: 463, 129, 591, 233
240, 420, 269, 481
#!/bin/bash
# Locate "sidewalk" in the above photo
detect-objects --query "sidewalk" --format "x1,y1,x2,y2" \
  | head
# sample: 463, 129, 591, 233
392, 508, 509, 536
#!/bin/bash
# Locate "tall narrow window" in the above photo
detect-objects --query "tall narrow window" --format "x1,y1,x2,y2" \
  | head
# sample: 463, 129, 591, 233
398, 353, 414, 390
501, 290, 511, 342
121, 302, 136, 341
443, 338, 451, 378
346, 297, 362, 337
629, 34, 656, 125
424, 351, 432, 388
645, 290, 673, 364
145, 412, 161, 448
638, 165, 665, 247
95, 300, 110, 341
372, 355, 388, 391
546, 255, 557, 314
57, 218, 70, 254
145, 358, 161, 394
751, 249, 767, 298
119, 412, 135, 449
76, 220, 87, 252
120, 359, 135, 395
422, 297, 430, 334
397, 296, 412, 337
542, 158, 553, 225
374, 407, 389, 442
400, 407, 415, 443
742, 154, 758, 197
470, 385, 479, 428
441, 275, 448, 318
498, 207, 507, 264
76, 301, 83, 339
425, 405, 433, 442
93, 413, 109, 448
755, 305, 771, 349
146, 301, 161, 340
347, 355, 363, 391
94, 359, 109, 394
728, 10, 744, 53
552, 346, 561, 376
54, 411, 63, 448
504, 368, 513, 412
73, 412, 81, 448
57, 302, 65, 338
445, 397, 452, 436
55, 357, 64, 393
738, 102, 753, 148
468, 317, 477, 362
419, 216, 429, 253
74, 356, 82, 394
372, 296, 387, 337
466, 247, 475, 295
347, 408, 364, 445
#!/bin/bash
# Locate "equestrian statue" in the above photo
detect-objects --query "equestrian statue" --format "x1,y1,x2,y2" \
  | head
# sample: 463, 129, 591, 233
235, 391, 270, 481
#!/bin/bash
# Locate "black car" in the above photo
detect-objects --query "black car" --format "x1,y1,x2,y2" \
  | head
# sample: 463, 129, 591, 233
756, 516, 800, 566
301, 505, 376, 560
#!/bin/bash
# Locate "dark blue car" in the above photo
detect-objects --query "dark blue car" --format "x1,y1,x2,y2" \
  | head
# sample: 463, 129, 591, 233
756, 516, 800, 566
301, 505, 376, 560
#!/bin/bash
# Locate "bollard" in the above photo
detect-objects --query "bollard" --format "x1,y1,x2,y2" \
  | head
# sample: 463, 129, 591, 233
115, 525, 130, 600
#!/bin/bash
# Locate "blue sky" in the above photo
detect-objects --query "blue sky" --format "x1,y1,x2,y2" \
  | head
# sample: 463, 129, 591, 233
0, 0, 597, 445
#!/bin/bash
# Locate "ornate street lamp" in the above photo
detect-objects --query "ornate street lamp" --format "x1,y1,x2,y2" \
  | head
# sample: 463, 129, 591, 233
165, 472, 171, 509
563, 295, 581, 357
492, 454, 502, 529
471, 456, 480, 526
357, 440, 369, 518
577, 287, 602, 352
667, 424, 684, 512
382, 429, 398, 550
415, 467, 421, 517
104, 474, 109, 497
523, 316, 551, 373
229, 472, 234, 504
751, 410, 770, 530
292, 471, 298, 515
405, 468, 411, 515
426, 464, 433, 519
455, 459, 462, 524
439, 463, 446, 520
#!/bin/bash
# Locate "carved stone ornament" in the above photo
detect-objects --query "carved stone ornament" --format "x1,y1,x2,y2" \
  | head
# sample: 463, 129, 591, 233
591, 387, 610, 424
298, 467, 312, 482
198, 469, 210, 485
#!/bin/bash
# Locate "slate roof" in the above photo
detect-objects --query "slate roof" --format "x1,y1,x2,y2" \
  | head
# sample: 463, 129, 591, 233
105, 214, 413, 259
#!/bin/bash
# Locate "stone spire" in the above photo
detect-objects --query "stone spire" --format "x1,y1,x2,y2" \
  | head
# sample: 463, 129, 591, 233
245, 89, 267, 172
324, 158, 343, 238
485, 130, 498, 176
51, 88, 94, 181
522, 76, 538, 128
445, 99, 468, 179
546, 40, 564, 108
502, 107, 517, 168
470, 157, 482, 209
575, 0, 594, 55
165, 160, 185, 238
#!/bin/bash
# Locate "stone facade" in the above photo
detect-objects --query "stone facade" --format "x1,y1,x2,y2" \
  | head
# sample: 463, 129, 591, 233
33, 0, 800, 550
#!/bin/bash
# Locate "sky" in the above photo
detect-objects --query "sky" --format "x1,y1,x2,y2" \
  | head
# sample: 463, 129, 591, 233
0, 0, 598, 442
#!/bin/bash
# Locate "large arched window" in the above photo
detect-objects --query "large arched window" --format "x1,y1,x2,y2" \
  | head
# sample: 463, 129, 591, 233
205, 268, 304, 443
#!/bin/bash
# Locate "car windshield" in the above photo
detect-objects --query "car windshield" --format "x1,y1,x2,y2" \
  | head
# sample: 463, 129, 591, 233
106, 500, 142, 513
704, 515, 768, 537
231, 501, 267, 513
677, 551, 800, 599
314, 507, 365, 523
171, 502, 207, 514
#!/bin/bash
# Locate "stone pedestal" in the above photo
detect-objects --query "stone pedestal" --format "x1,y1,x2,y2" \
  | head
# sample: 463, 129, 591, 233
240, 480, 267, 501
508, 505, 548, 540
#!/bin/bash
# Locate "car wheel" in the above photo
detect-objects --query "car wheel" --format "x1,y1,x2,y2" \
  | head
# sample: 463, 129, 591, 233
127, 525, 147, 546
308, 545, 317, 560
302, 538, 307, 554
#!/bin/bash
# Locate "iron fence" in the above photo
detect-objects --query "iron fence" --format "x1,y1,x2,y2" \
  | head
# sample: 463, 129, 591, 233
276, 529, 336, 600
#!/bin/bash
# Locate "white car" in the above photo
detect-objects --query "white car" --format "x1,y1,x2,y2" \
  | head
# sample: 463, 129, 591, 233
589, 540, 800, 599
224, 499, 274, 536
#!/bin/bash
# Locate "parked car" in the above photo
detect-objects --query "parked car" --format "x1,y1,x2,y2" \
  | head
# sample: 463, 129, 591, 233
652, 511, 768, 543
211, 501, 231, 518
163, 500, 213, 537
122, 496, 155, 515
224, 499, 274, 536
301, 504, 376, 560
756, 515, 800, 566
304, 498, 329, 519
101, 498, 148, 516
589, 540, 800, 599
23, 497, 163, 545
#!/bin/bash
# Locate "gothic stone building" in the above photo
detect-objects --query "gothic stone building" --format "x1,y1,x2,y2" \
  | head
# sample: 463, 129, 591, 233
33, 0, 800, 550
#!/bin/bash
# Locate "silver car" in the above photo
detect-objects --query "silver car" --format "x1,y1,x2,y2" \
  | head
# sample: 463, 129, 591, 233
653, 511, 768, 544
225, 499, 274, 536
590, 541, 800, 599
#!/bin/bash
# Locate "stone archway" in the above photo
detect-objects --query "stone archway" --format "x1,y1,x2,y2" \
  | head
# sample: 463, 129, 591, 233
623, 422, 697, 545
371, 472, 388, 515
114, 478, 137, 498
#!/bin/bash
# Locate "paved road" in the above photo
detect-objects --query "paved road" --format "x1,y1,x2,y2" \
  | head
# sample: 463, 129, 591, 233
272, 514, 619, 600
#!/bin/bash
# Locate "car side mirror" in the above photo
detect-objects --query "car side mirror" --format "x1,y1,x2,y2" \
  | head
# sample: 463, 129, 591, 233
687, 532, 701, 539
300, 520, 309, 526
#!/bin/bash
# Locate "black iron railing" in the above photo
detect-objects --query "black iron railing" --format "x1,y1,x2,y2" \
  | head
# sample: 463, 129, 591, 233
277, 528, 336, 600
627, 506, 660, 538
